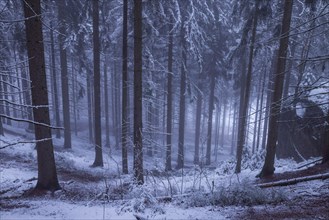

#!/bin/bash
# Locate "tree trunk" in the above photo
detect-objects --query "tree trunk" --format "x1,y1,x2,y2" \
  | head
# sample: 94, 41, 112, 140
177, 16, 187, 170
256, 67, 267, 152
258, 0, 293, 178
23, 0, 60, 191
92, 0, 103, 167
20, 55, 34, 132
261, 53, 276, 150
71, 56, 78, 136
121, 0, 128, 174
322, 110, 329, 164
87, 69, 94, 143
235, 9, 258, 173
252, 74, 262, 153
206, 73, 216, 165
231, 100, 238, 155
194, 84, 202, 165
13, 48, 23, 119
104, 54, 110, 149
282, 40, 296, 99
9, 74, 17, 119
165, 16, 173, 171
0, 80, 4, 135
133, 0, 144, 184
2, 73, 11, 125
56, 0, 71, 149
50, 22, 61, 138
214, 104, 221, 161
220, 99, 227, 151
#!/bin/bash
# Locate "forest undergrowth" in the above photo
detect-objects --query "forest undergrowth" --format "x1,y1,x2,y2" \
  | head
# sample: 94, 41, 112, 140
1, 129, 328, 219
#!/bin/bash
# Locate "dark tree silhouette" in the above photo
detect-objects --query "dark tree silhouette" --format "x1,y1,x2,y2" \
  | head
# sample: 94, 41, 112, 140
23, 0, 60, 191
92, 0, 103, 167
258, 0, 294, 178
56, 0, 71, 149
235, 2, 259, 173
206, 72, 216, 165
121, 0, 129, 174
133, 0, 144, 184
176, 1, 188, 170
165, 13, 174, 171
49, 21, 61, 139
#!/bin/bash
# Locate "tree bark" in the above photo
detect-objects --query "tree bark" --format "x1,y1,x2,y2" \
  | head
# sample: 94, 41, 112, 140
23, 0, 60, 191
257, 173, 329, 188
231, 100, 237, 155
20, 55, 34, 132
214, 104, 221, 161
235, 9, 258, 173
104, 54, 110, 149
2, 73, 11, 125
258, 0, 294, 178
92, 0, 103, 167
220, 99, 227, 151
177, 14, 187, 170
121, 0, 129, 174
49, 22, 61, 139
56, 0, 71, 149
0, 80, 4, 135
322, 110, 329, 164
194, 84, 202, 165
252, 73, 262, 153
87, 69, 94, 143
206, 73, 216, 165
133, 0, 144, 184
256, 67, 267, 152
165, 15, 173, 171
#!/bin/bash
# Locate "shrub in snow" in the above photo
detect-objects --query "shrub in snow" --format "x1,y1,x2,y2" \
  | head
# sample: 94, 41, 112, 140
124, 185, 164, 214
184, 179, 286, 207
216, 160, 236, 175
241, 147, 265, 171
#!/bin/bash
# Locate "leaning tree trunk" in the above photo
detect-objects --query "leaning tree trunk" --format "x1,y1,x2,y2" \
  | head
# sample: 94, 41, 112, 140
133, 0, 144, 184
92, 0, 103, 167
258, 0, 293, 178
23, 0, 60, 191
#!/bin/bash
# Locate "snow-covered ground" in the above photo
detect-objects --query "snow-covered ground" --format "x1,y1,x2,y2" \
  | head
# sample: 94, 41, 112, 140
1, 126, 329, 219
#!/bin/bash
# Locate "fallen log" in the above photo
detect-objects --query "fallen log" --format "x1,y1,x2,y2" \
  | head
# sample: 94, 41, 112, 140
256, 173, 329, 188
297, 158, 322, 169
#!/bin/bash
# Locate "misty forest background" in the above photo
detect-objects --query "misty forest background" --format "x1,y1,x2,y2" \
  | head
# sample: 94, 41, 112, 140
0, 0, 329, 192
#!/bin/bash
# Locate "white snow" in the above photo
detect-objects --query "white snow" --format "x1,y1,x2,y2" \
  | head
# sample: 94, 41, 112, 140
1, 127, 328, 219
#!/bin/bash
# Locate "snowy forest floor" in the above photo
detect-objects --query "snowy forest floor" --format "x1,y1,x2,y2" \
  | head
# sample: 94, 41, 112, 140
1, 125, 329, 219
